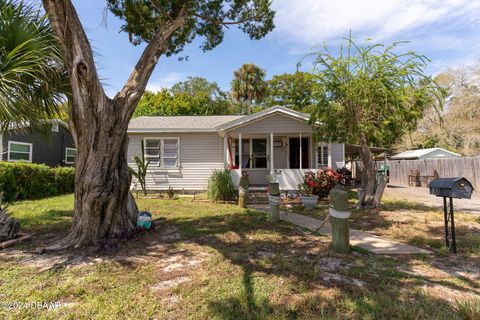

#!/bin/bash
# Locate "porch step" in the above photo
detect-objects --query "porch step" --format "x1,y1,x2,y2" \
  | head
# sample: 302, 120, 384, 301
248, 191, 269, 204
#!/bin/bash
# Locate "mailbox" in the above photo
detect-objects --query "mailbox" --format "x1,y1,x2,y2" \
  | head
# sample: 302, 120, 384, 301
429, 177, 474, 199
428, 177, 474, 253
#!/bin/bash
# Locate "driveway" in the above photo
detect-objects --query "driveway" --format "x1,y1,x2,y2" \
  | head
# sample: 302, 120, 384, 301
384, 185, 480, 215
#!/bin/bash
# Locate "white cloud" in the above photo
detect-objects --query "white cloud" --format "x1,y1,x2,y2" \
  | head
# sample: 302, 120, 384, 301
272, 0, 480, 71
272, 0, 480, 44
146, 72, 185, 92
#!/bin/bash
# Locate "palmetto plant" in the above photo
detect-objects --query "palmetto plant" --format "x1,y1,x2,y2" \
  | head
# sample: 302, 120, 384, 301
231, 63, 267, 115
0, 0, 69, 132
128, 140, 150, 196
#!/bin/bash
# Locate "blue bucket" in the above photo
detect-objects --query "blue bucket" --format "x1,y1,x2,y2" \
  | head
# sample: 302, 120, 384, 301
137, 211, 152, 229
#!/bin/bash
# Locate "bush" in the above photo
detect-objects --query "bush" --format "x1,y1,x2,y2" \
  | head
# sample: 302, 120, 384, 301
298, 168, 341, 198
0, 162, 75, 201
207, 169, 235, 201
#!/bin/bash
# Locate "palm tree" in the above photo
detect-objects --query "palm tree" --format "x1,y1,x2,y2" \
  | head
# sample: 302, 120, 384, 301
0, 0, 68, 132
231, 63, 267, 115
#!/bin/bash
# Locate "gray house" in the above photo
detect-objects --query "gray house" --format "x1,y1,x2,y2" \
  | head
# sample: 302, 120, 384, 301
127, 106, 345, 191
0, 120, 76, 167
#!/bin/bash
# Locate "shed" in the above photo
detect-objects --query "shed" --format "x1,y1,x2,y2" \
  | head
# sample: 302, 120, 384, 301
391, 148, 460, 160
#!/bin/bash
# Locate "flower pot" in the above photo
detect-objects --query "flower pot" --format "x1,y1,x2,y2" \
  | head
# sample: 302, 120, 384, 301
301, 195, 319, 209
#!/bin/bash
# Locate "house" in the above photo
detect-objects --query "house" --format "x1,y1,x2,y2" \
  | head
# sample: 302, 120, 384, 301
0, 120, 76, 167
391, 148, 461, 160
127, 106, 345, 191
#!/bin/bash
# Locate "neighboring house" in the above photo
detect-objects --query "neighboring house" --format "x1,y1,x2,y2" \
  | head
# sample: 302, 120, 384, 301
0, 120, 76, 167
391, 148, 461, 160
127, 106, 345, 191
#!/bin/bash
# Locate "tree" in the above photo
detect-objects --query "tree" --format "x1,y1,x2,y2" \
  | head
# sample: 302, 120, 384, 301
396, 63, 480, 156
41, 0, 274, 248
0, 0, 68, 132
134, 77, 231, 117
263, 71, 315, 112
308, 37, 440, 208
231, 63, 267, 114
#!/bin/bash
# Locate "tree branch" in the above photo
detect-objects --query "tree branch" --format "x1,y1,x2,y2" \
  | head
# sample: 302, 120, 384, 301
42, 0, 105, 120
190, 12, 262, 26
115, 6, 186, 123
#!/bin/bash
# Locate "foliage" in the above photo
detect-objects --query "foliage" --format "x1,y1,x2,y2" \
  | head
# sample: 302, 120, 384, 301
396, 63, 480, 156
0, 0, 69, 132
107, 0, 275, 55
298, 169, 340, 198
263, 71, 316, 112
207, 169, 235, 201
134, 77, 231, 117
308, 37, 441, 148
128, 140, 150, 195
307, 36, 442, 207
0, 162, 75, 201
231, 63, 267, 114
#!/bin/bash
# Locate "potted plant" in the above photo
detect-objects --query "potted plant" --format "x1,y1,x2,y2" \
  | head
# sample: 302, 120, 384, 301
298, 171, 319, 209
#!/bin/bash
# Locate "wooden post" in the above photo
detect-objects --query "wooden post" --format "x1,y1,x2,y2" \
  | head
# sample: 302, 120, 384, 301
268, 182, 280, 222
238, 174, 249, 208
329, 187, 350, 254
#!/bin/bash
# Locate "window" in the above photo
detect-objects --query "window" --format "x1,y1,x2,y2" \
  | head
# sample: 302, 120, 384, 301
144, 138, 179, 168
52, 123, 59, 132
234, 138, 268, 169
8, 141, 32, 162
65, 148, 76, 164
252, 139, 267, 168
318, 144, 329, 168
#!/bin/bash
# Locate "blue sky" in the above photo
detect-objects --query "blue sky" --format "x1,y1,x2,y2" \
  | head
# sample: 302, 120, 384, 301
71, 0, 480, 97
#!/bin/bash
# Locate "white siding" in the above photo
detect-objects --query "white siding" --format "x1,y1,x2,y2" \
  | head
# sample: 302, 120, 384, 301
331, 143, 345, 169
128, 133, 224, 191
227, 113, 313, 134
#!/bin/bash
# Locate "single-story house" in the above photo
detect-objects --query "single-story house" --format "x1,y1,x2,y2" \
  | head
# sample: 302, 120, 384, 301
0, 120, 76, 167
391, 148, 461, 160
127, 106, 345, 191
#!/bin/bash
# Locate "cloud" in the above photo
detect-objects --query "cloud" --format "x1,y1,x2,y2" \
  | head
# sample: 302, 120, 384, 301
146, 72, 185, 92
272, 0, 480, 71
273, 0, 480, 44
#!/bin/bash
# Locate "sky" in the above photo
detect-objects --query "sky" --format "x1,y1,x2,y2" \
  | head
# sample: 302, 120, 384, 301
70, 0, 480, 97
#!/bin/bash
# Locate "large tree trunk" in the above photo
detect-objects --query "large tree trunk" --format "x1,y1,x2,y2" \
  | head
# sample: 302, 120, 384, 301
357, 134, 376, 208
66, 98, 138, 247
42, 0, 185, 248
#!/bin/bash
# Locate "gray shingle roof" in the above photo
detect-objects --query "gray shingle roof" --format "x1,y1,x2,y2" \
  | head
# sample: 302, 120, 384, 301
128, 115, 243, 132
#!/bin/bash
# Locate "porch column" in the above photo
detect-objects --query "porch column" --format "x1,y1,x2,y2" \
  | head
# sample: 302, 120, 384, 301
299, 132, 302, 170
223, 135, 228, 168
270, 132, 274, 174
328, 142, 332, 167
238, 133, 242, 176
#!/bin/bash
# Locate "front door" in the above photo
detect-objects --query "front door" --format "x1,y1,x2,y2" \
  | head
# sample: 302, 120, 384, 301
289, 137, 309, 169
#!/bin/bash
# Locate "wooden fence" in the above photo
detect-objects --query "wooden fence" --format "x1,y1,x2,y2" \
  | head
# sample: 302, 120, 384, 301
386, 156, 480, 190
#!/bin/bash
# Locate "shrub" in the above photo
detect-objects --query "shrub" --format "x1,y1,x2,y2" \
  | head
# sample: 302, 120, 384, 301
298, 168, 341, 198
0, 162, 75, 201
207, 169, 235, 201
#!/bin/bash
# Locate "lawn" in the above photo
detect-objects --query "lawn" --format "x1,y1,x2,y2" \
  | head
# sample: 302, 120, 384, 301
0, 194, 479, 319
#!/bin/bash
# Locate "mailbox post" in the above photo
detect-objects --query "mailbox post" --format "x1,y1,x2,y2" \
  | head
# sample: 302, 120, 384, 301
429, 177, 474, 253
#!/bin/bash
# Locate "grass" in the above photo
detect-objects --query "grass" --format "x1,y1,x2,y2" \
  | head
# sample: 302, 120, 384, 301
0, 194, 479, 319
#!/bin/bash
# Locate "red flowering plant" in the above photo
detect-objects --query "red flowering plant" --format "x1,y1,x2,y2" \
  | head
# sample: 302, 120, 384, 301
298, 168, 342, 198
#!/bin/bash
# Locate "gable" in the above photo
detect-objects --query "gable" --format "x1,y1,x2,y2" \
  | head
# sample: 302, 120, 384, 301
226, 113, 313, 134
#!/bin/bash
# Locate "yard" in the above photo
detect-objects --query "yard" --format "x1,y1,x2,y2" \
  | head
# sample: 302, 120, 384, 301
0, 194, 479, 319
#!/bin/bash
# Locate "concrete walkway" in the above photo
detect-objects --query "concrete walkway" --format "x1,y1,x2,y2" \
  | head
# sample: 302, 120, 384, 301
278, 211, 432, 255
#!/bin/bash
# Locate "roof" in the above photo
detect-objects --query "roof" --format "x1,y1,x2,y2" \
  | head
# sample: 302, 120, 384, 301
391, 148, 461, 160
6, 119, 70, 132
127, 106, 313, 133
128, 115, 243, 133
216, 106, 313, 131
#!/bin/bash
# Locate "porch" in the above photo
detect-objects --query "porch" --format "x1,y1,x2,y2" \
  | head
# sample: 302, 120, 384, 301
223, 132, 334, 190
